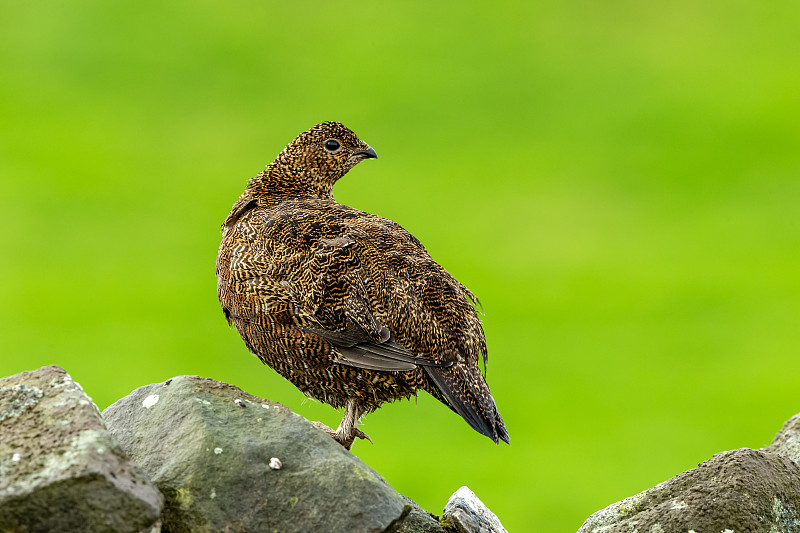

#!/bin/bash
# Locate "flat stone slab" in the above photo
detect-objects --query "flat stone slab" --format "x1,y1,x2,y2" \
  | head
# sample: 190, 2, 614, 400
0, 365, 163, 533
103, 375, 419, 533
578, 447, 800, 533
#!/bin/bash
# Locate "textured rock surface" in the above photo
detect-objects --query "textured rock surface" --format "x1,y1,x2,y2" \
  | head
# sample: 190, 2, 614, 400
103, 375, 444, 533
442, 486, 507, 533
0, 365, 163, 533
389, 497, 447, 533
768, 413, 800, 462
579, 416, 800, 533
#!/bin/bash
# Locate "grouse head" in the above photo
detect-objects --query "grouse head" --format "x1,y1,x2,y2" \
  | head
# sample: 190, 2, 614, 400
253, 121, 377, 201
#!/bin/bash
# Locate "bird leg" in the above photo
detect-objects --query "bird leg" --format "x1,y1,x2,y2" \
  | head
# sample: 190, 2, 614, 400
312, 399, 372, 450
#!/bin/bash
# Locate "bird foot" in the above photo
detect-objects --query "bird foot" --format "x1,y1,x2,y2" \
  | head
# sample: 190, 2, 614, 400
311, 421, 373, 450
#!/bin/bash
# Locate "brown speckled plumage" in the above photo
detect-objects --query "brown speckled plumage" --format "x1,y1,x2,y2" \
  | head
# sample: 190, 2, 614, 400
216, 122, 509, 448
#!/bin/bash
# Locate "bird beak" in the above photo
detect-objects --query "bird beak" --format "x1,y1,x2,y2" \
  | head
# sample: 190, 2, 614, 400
356, 146, 378, 159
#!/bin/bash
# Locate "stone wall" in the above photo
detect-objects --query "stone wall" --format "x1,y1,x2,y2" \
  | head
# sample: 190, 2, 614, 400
0, 366, 505, 533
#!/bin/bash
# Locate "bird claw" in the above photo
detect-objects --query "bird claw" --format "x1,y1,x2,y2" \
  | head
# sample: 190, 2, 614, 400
311, 421, 372, 450
354, 428, 373, 445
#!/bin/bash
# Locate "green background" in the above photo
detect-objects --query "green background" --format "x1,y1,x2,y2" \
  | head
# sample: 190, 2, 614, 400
2, 2, 799, 531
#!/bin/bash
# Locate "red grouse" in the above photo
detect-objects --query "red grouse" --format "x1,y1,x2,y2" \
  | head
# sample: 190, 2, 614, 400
216, 122, 509, 448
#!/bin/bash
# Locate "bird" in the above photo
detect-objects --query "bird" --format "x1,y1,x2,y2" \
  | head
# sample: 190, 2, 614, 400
216, 121, 509, 449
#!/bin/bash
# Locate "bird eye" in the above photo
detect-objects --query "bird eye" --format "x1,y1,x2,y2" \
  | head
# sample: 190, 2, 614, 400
324, 139, 342, 153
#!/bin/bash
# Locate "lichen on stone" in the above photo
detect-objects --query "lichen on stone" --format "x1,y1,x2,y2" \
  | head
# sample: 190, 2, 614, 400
0, 384, 44, 423
175, 487, 193, 510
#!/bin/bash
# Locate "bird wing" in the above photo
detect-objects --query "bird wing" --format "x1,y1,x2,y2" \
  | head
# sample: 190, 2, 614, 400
291, 203, 483, 372
305, 326, 422, 371
298, 244, 442, 372
222, 200, 483, 372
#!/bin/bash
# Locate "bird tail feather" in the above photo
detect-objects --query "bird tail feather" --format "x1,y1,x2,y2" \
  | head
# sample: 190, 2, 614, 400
423, 365, 510, 444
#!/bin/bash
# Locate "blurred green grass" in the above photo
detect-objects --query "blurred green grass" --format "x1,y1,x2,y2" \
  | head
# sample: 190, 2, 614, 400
2, 1, 799, 530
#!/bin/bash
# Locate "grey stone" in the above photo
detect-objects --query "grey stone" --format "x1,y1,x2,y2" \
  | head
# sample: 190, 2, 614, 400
386, 497, 447, 533
768, 413, 800, 463
578, 447, 800, 533
138, 521, 161, 533
103, 375, 439, 533
442, 486, 506, 533
0, 365, 163, 533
